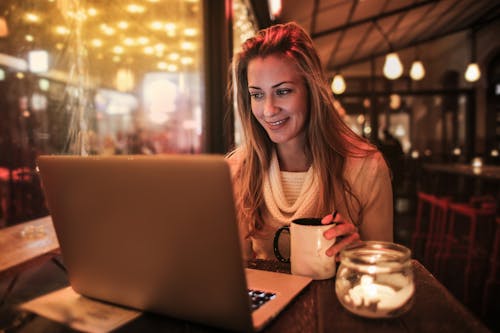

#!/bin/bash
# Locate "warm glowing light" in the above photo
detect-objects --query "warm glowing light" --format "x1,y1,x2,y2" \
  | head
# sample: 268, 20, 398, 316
411, 150, 419, 159
138, 37, 149, 45
113, 46, 125, 54
117, 21, 129, 30
144, 76, 178, 124
127, 4, 146, 14
410, 60, 425, 80
39, 78, 50, 91
31, 93, 48, 111
471, 157, 483, 168
180, 57, 193, 65
490, 149, 499, 157
184, 28, 197, 36
0, 17, 8, 37
25, 34, 35, 42
151, 21, 164, 30
165, 23, 176, 31
363, 98, 371, 108
144, 47, 154, 55
55, 26, 70, 35
168, 52, 180, 61
331, 74, 346, 94
100, 24, 116, 36
87, 8, 98, 16
0, 68, 5, 81
55, 43, 64, 50
157, 62, 168, 70
394, 125, 406, 137
465, 63, 481, 82
165, 23, 177, 37
69, 9, 87, 22
389, 94, 401, 110
167, 64, 178, 72
383, 53, 403, 80
112, 55, 121, 62
268, 0, 282, 20
25, 13, 41, 23
181, 41, 195, 51
154, 43, 166, 53
452, 147, 461, 156
28, 50, 49, 73
16, 72, 25, 79
115, 68, 135, 92
91, 39, 103, 47
123, 38, 135, 46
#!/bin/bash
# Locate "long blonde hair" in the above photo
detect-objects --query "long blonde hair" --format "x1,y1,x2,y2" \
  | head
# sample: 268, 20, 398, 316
228, 22, 377, 236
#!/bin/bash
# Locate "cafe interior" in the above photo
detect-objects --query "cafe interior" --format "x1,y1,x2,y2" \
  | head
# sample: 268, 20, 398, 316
0, 0, 499, 331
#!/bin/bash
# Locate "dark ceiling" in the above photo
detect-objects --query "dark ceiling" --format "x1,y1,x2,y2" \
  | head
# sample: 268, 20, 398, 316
251, 0, 500, 72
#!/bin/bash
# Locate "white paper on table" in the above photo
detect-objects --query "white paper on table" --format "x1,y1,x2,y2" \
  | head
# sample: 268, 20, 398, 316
19, 287, 142, 333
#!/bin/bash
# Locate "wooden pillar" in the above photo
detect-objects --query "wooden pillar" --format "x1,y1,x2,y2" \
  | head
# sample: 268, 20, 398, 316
202, 0, 233, 153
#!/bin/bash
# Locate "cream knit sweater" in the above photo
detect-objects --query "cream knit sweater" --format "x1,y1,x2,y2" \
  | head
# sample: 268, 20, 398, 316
227, 149, 393, 260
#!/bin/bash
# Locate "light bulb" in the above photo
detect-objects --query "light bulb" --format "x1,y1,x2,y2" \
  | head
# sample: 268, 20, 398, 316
465, 63, 481, 82
0, 17, 8, 37
268, 0, 282, 20
331, 74, 346, 94
383, 53, 403, 80
28, 50, 49, 73
410, 60, 425, 80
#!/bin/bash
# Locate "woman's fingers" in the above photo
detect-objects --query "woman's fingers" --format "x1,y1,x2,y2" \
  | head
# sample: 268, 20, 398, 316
323, 221, 357, 240
321, 214, 334, 225
321, 211, 360, 257
326, 232, 360, 258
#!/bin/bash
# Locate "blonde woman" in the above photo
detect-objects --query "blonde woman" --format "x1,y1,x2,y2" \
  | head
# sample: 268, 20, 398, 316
227, 22, 393, 260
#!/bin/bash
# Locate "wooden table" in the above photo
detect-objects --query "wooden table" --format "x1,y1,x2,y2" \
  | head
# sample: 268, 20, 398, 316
422, 163, 500, 202
0, 215, 59, 278
0, 216, 60, 308
423, 163, 500, 182
0, 254, 491, 332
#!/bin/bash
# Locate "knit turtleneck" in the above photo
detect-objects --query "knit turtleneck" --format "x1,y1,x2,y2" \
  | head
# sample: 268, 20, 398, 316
261, 151, 319, 225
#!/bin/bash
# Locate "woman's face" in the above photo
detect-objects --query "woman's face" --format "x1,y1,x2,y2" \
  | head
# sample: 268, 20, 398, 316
247, 54, 308, 149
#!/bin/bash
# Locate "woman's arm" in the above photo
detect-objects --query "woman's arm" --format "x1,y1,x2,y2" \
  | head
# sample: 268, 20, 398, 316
358, 152, 393, 242
321, 152, 393, 258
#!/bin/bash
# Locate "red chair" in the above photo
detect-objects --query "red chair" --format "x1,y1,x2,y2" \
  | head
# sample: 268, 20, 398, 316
435, 200, 496, 305
423, 196, 450, 272
411, 191, 450, 272
482, 217, 500, 317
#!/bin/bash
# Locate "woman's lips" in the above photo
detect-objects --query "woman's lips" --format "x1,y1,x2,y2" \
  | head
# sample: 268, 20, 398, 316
267, 118, 288, 128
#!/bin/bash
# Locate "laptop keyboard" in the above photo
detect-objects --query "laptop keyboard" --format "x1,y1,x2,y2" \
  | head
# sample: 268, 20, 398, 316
248, 289, 276, 311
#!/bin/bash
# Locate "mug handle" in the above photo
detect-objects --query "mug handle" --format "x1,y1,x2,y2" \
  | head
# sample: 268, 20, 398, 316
273, 226, 290, 263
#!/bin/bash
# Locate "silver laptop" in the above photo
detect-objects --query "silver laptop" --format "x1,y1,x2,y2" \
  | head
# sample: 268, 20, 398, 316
37, 154, 311, 332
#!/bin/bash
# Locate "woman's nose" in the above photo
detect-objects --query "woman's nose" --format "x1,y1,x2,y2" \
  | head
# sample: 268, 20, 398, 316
263, 96, 279, 117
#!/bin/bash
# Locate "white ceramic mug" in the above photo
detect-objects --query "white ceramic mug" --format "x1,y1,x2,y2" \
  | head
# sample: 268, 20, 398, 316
273, 218, 336, 280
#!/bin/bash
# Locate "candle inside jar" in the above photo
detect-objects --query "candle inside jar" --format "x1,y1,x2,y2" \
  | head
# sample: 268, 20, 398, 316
345, 274, 414, 315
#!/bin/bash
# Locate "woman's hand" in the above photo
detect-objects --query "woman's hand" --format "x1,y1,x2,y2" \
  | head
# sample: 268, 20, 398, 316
321, 211, 360, 260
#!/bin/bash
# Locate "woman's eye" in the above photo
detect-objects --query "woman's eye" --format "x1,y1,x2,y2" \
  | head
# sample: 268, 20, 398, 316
276, 88, 291, 96
249, 92, 263, 99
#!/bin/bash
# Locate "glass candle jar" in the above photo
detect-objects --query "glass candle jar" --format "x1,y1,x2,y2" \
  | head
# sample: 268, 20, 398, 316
335, 241, 414, 318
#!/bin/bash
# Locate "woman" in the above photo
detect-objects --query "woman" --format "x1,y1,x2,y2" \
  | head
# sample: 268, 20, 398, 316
227, 22, 393, 260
